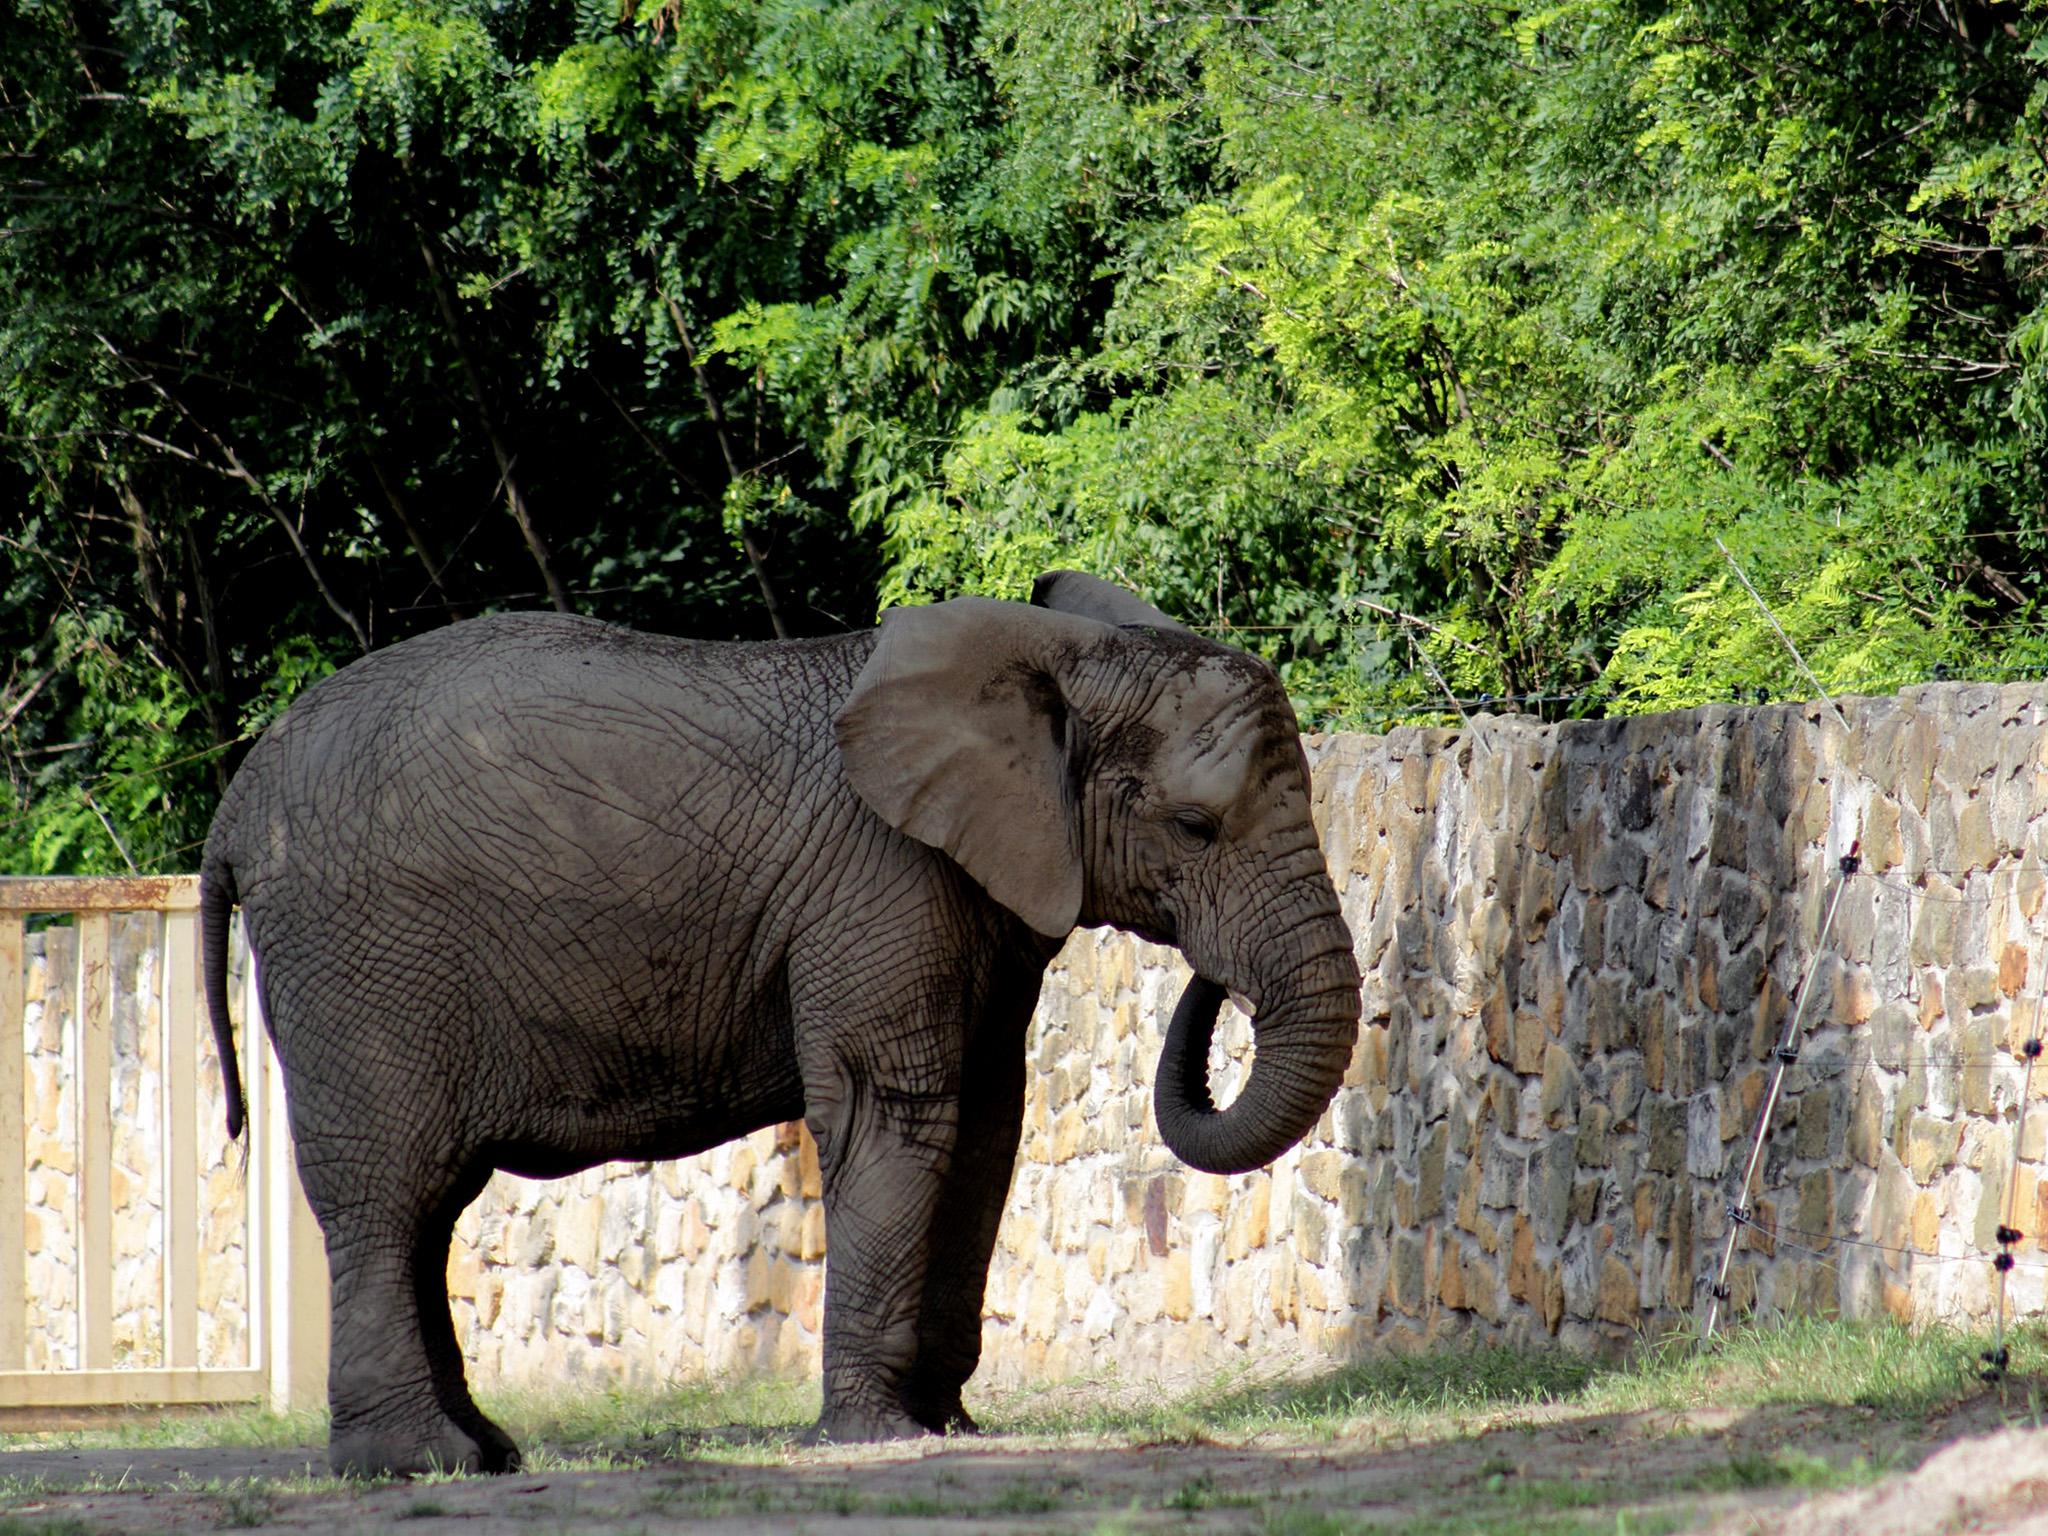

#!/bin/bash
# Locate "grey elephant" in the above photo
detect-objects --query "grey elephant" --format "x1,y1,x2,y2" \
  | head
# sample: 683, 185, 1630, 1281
198, 571, 1362, 1476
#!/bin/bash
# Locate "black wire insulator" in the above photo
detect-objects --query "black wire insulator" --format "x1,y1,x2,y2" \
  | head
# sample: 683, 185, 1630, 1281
1997, 1225, 2024, 1247
2026, 1039, 2044, 1060
1839, 852, 1861, 876
1983, 1346, 2010, 1370
1995, 1252, 2016, 1272
1710, 1283, 1730, 1301
1727, 1204, 1751, 1225
1772, 1045, 1800, 1064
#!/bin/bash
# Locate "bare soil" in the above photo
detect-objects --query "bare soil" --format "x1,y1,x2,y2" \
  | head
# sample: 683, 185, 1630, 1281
5, 1385, 2048, 1535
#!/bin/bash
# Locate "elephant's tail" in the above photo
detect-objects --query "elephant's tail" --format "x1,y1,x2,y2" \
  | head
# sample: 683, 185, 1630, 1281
199, 854, 247, 1141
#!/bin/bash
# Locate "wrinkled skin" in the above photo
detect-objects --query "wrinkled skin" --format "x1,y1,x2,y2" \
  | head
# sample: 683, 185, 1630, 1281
199, 572, 1362, 1477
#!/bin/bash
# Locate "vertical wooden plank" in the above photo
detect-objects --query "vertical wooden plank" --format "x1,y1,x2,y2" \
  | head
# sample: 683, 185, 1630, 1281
77, 911, 113, 1371
250, 951, 329, 1412
164, 909, 199, 1370
242, 937, 265, 1377
0, 914, 24, 1371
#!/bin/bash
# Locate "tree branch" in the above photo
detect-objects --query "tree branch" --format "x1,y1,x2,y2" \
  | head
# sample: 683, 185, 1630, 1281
96, 335, 371, 652
406, 190, 571, 614
660, 291, 791, 639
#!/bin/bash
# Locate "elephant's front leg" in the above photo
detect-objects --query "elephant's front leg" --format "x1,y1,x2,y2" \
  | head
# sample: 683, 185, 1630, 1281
802, 1052, 958, 1443
901, 990, 1034, 1434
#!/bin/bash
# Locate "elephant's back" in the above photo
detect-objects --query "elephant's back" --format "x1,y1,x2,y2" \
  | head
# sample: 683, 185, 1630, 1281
213, 613, 872, 920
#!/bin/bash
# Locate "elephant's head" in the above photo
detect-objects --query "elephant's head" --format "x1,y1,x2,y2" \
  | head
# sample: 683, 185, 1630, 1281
834, 571, 1362, 1175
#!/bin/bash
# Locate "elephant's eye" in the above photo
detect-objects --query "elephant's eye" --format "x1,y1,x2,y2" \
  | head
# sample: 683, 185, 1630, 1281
1171, 810, 1219, 846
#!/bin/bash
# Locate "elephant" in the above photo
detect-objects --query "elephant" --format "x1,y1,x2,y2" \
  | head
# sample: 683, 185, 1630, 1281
198, 570, 1362, 1477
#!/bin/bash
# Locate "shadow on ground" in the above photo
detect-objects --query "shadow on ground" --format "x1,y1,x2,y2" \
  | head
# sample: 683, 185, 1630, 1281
4, 1367, 2047, 1535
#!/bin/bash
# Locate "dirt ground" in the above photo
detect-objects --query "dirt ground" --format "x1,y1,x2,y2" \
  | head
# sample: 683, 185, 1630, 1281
6, 1388, 2048, 1535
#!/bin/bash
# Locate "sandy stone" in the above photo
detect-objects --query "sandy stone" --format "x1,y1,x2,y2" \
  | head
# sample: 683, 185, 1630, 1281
1161, 1251, 1192, 1321
1222, 1178, 1270, 1261
797, 1203, 827, 1261
1049, 1106, 1085, 1162
1539, 1043, 1580, 1128
1996, 941, 2032, 998
1299, 1151, 1348, 1204
1595, 1255, 1636, 1325
1505, 1215, 1536, 1303
1901, 1114, 1964, 1185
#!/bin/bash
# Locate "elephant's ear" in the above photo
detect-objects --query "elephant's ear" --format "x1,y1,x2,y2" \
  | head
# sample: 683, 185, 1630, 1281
1031, 570, 1188, 632
835, 597, 1108, 939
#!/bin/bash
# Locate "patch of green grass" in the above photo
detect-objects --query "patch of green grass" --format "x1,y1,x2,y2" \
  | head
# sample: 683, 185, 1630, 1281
1684, 1447, 1891, 1495
202, 1476, 280, 1528
873, 1493, 953, 1516
479, 1373, 816, 1463
0, 1519, 97, 1536
981, 1317, 2047, 1445
988, 1476, 1061, 1514
1582, 1316, 2046, 1421
0, 1404, 326, 1455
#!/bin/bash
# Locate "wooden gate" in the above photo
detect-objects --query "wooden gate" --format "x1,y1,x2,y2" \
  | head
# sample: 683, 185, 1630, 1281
0, 876, 326, 1419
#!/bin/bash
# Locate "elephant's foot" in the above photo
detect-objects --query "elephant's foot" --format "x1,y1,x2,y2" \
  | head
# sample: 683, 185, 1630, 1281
329, 1417, 522, 1478
904, 1391, 979, 1436
801, 1403, 932, 1445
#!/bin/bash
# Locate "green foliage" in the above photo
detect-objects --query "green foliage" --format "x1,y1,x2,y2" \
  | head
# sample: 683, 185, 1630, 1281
3, 0, 2044, 868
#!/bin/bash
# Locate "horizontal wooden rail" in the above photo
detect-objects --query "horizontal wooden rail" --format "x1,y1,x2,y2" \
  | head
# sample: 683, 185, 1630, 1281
0, 1368, 266, 1409
0, 875, 199, 913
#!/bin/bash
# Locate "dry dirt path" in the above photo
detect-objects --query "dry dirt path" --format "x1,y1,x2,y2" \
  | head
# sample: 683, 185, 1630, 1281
6, 1388, 2048, 1535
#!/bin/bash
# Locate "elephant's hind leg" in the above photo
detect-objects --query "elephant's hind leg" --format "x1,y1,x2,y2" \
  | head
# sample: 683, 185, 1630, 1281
297, 1138, 517, 1477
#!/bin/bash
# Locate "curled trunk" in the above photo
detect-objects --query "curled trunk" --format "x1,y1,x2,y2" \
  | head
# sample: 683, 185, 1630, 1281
1153, 930, 1361, 1175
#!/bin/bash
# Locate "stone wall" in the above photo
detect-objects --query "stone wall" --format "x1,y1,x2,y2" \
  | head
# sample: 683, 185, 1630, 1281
18, 919, 253, 1370
439, 681, 2048, 1389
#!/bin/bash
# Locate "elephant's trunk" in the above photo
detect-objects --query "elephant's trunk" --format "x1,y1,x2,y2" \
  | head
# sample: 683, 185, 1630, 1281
1152, 922, 1361, 1176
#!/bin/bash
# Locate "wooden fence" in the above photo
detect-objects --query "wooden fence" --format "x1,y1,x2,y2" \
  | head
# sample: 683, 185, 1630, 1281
0, 876, 326, 1420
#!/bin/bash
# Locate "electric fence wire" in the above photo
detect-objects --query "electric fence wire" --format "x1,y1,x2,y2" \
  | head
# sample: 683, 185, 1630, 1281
1848, 869, 2046, 907
1704, 846, 1860, 1341
1989, 1006, 2047, 1380
1723, 1207, 2048, 1273
1706, 992, 2048, 1366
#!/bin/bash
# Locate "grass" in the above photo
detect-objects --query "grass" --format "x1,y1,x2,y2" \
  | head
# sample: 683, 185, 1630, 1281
5, 1317, 2024, 1463
977, 1313, 2048, 1443
0, 1403, 327, 1455
480, 1372, 817, 1465
0, 1318, 2037, 1531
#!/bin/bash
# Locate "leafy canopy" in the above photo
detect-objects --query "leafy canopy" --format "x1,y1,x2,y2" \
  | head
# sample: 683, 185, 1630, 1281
2, 0, 2043, 871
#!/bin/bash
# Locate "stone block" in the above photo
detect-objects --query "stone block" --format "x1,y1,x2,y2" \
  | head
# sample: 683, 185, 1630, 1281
2001, 943, 2032, 998
1646, 1097, 1686, 1174
1416, 1124, 1449, 1214
1391, 1233, 1426, 1316
1795, 1087, 1832, 1161
1293, 1194, 1329, 1257
1539, 1043, 1580, 1129
1596, 1254, 1637, 1325
1686, 1091, 1724, 1177
1575, 1103, 1612, 1168
1532, 1134, 1576, 1246
1900, 1114, 1964, 1186
1570, 1177, 1601, 1228
1911, 897, 1957, 967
